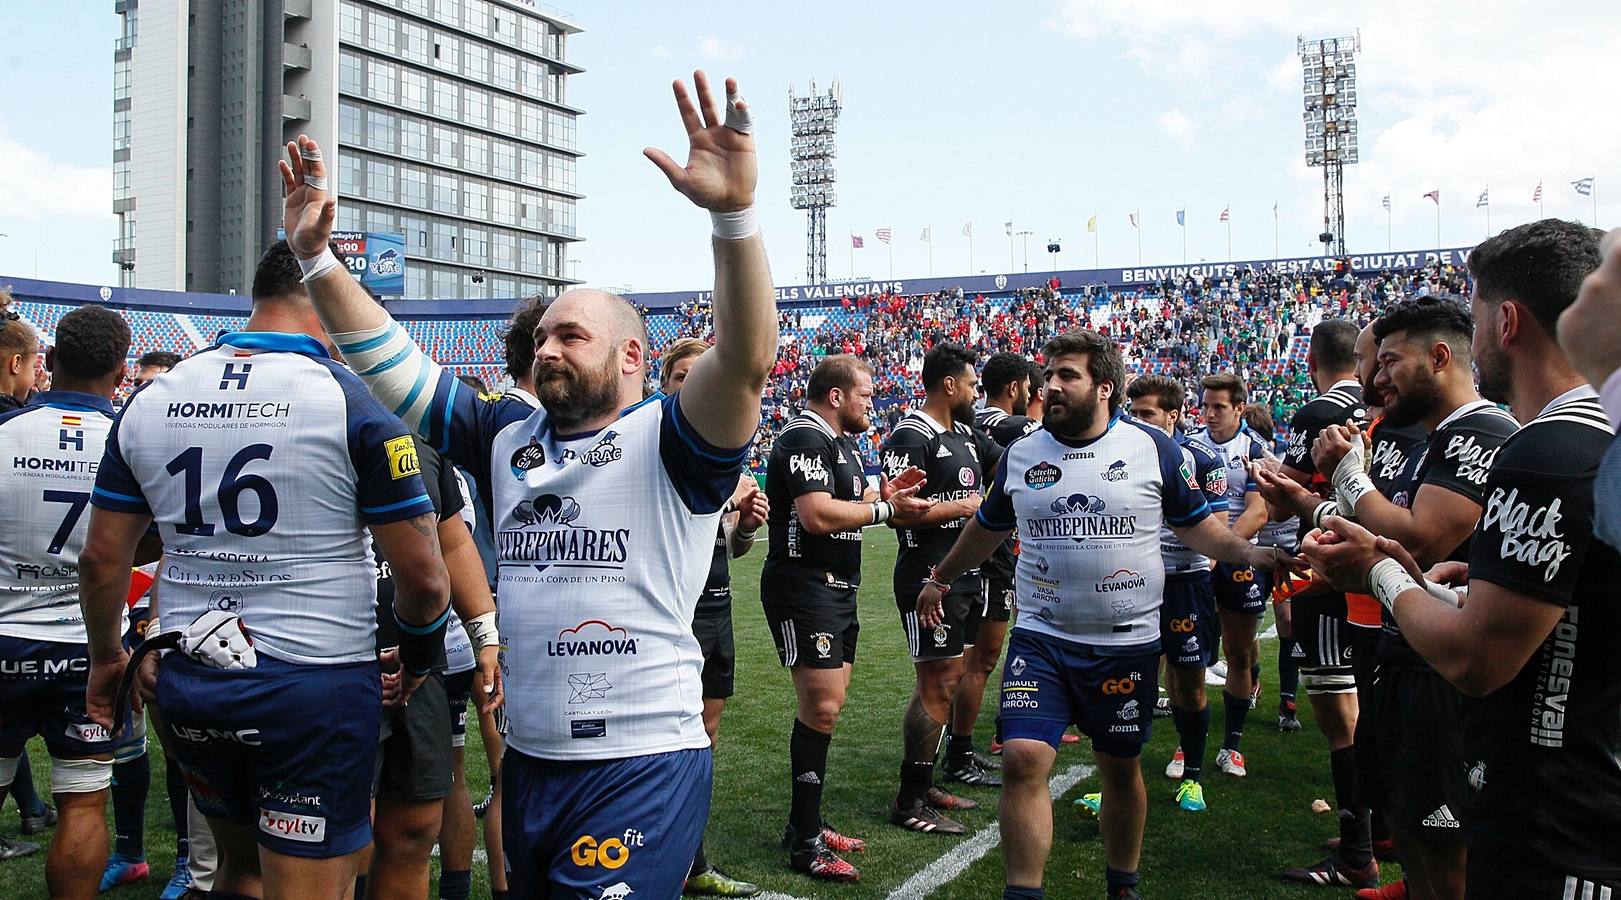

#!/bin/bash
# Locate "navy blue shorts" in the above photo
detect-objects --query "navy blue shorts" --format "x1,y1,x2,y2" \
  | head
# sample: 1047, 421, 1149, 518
1161, 571, 1218, 669
112, 607, 155, 759
0, 635, 119, 759
157, 653, 381, 859
502, 746, 712, 899
998, 629, 1158, 758
1212, 561, 1271, 616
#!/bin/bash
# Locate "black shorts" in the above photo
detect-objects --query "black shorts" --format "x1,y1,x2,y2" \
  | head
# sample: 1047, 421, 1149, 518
899, 589, 976, 662
1291, 588, 1356, 694
444, 669, 473, 749
1160, 571, 1219, 670
764, 588, 859, 669
1368, 661, 1469, 837
963, 578, 1015, 648
1212, 561, 1271, 615
1464, 844, 1620, 900
374, 671, 453, 802
691, 601, 736, 700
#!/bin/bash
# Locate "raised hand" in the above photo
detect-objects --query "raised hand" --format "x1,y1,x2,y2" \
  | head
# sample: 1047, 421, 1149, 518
278, 134, 337, 260
644, 71, 757, 213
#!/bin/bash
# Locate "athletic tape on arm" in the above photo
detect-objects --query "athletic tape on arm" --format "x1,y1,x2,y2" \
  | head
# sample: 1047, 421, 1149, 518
332, 321, 444, 434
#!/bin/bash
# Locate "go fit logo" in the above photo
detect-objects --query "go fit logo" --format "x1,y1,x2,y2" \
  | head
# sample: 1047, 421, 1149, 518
1101, 676, 1137, 696
571, 829, 645, 869
1167, 617, 1197, 633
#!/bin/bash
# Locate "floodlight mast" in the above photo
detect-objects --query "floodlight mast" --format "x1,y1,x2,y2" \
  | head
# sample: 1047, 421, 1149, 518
1299, 31, 1360, 258
789, 80, 842, 284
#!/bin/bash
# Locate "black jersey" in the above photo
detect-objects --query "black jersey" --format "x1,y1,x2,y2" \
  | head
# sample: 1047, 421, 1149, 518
974, 407, 1038, 586
762, 411, 868, 597
1460, 389, 1620, 879
1283, 380, 1368, 477
1380, 400, 1520, 665
1366, 415, 1428, 496
881, 410, 998, 596
374, 443, 463, 661
696, 523, 731, 617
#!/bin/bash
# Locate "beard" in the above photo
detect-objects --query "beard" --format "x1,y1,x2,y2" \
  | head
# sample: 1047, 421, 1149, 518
1475, 349, 1512, 405
534, 351, 620, 431
839, 407, 872, 435
1010, 387, 1030, 417
1382, 371, 1442, 427
1045, 391, 1103, 439
952, 395, 977, 426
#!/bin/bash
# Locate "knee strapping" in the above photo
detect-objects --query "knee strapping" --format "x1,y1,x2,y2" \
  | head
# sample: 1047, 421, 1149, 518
52, 756, 114, 793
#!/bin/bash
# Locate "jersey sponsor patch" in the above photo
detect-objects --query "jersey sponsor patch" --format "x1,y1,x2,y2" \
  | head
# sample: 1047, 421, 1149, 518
510, 437, 546, 478
1024, 461, 1061, 489
385, 435, 420, 480
259, 808, 327, 843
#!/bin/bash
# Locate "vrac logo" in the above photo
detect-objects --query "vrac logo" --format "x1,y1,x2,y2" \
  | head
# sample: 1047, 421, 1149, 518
1101, 460, 1129, 481
575, 431, 624, 467
596, 883, 635, 900
548, 621, 638, 657
372, 248, 404, 277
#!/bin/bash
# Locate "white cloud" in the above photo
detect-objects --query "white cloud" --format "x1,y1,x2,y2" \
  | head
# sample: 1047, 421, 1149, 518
695, 36, 742, 61
1157, 109, 1197, 152
0, 131, 110, 223
651, 46, 672, 59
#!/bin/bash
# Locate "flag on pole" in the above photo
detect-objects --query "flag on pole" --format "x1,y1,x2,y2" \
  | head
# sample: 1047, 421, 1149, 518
1087, 215, 1097, 233
1004, 221, 1013, 236
1533, 181, 1543, 203
1476, 188, 1489, 208
1219, 207, 1230, 223
1273, 201, 1278, 217
920, 226, 931, 243
1129, 213, 1139, 229
962, 222, 972, 237
1574, 177, 1595, 196
850, 233, 864, 249
1382, 193, 1391, 211
1176, 209, 1185, 226
875, 227, 892, 244
1424, 190, 1440, 204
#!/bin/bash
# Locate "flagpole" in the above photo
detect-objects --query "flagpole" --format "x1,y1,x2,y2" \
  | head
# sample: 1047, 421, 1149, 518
888, 240, 893, 279
1226, 208, 1232, 261
1387, 207, 1391, 252
1538, 181, 1544, 219
969, 231, 974, 274
849, 233, 854, 279
1136, 211, 1142, 265
1485, 186, 1491, 237
928, 229, 933, 277
1274, 205, 1279, 258
1595, 180, 1600, 228
1093, 216, 1099, 268
1436, 199, 1442, 260
1181, 218, 1186, 263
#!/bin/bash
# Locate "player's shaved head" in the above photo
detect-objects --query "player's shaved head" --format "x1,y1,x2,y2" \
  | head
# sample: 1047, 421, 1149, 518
534, 289, 652, 432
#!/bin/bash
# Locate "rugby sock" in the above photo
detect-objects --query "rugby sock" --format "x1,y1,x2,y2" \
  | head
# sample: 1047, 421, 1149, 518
1004, 887, 1045, 899
8, 749, 48, 818
1371, 805, 1391, 843
1331, 746, 1373, 868
1179, 705, 1211, 782
1250, 661, 1262, 689
1277, 642, 1298, 704
1221, 691, 1248, 751
111, 754, 151, 859
165, 757, 190, 859
1105, 867, 1141, 895
491, 892, 509, 900
354, 874, 368, 899
689, 841, 709, 878
438, 869, 472, 900
947, 733, 975, 767
789, 719, 832, 841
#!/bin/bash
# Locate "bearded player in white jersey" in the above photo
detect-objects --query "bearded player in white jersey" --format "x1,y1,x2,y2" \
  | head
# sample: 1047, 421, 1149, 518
278, 69, 775, 899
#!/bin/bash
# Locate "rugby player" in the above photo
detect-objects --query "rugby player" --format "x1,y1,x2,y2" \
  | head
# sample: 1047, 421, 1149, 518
1125, 375, 1229, 814
0, 305, 134, 898
133, 351, 181, 388
881, 343, 1003, 833
762, 354, 930, 880
1259, 296, 1517, 900
660, 336, 768, 898
953, 352, 1042, 781
80, 244, 451, 898
279, 70, 778, 898
1186, 372, 1272, 776
0, 287, 38, 415
1239, 403, 1302, 732
1303, 220, 1617, 900
918, 329, 1300, 900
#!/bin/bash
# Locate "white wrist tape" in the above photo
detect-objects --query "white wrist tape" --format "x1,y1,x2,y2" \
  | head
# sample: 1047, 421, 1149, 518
711, 206, 760, 240
297, 247, 342, 283
1312, 500, 1338, 531
1333, 444, 1377, 517
464, 611, 500, 653
1368, 558, 1420, 613
1424, 580, 1464, 607
734, 526, 758, 542
724, 86, 754, 134
870, 500, 893, 525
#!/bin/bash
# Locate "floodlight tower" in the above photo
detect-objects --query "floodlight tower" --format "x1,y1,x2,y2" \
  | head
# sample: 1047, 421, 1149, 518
789, 80, 842, 284
1299, 32, 1360, 258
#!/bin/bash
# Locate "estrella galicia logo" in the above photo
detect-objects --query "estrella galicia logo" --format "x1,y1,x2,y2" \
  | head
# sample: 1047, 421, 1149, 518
1024, 461, 1061, 489
510, 438, 546, 478
1050, 492, 1107, 515
371, 248, 403, 277
1102, 459, 1129, 481
512, 494, 583, 526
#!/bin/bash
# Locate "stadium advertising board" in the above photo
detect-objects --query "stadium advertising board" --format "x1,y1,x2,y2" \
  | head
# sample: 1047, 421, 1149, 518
277, 230, 406, 295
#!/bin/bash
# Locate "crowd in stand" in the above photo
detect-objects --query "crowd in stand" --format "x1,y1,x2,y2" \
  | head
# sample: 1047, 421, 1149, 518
659, 260, 1472, 472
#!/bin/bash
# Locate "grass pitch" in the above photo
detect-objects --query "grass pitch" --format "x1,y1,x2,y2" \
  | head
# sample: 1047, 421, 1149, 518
1, 531, 1402, 898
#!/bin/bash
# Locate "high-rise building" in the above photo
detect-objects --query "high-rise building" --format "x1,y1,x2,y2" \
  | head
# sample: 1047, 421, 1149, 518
113, 0, 583, 299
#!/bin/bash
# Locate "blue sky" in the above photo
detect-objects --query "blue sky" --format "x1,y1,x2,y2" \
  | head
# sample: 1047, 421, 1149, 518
1, 0, 1615, 294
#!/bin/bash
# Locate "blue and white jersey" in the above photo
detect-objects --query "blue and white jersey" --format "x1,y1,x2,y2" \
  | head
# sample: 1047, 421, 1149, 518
0, 391, 118, 643
1187, 424, 1269, 532
1160, 433, 1230, 573
333, 320, 747, 761
979, 417, 1211, 650
91, 332, 436, 665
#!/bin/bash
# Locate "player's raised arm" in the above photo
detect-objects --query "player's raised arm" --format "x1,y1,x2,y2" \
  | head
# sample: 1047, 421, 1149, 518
646, 71, 777, 450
